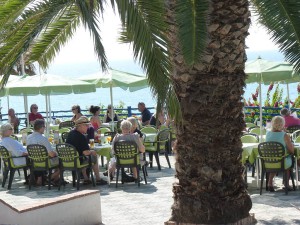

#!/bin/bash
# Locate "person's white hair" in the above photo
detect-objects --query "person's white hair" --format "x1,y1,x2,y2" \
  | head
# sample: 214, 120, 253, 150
127, 117, 137, 127
120, 120, 132, 131
0, 123, 13, 136
271, 116, 285, 131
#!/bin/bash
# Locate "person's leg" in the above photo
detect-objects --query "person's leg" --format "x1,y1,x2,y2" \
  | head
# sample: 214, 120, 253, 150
268, 172, 276, 189
131, 167, 137, 179
81, 168, 89, 180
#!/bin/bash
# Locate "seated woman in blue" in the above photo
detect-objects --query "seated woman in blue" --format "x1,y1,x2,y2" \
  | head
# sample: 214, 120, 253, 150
265, 116, 294, 192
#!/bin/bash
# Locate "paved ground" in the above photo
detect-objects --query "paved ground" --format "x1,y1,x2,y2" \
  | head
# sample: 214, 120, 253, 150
1, 155, 300, 225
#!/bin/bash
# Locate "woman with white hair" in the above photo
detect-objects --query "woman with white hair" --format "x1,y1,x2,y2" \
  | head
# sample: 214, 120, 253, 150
265, 116, 294, 192
0, 123, 28, 166
109, 120, 145, 181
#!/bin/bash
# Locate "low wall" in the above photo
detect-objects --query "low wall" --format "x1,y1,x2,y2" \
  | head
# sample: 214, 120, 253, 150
0, 190, 102, 225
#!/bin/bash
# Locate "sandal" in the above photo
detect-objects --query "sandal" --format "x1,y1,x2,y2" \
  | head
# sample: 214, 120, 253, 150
283, 186, 294, 191
83, 179, 93, 185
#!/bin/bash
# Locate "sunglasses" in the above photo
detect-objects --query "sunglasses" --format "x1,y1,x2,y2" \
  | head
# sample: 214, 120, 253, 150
72, 108, 76, 110
33, 107, 38, 109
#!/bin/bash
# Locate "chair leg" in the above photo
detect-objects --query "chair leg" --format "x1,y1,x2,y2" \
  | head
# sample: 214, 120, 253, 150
90, 167, 95, 187
260, 169, 265, 195
29, 168, 34, 190
7, 169, 16, 190
76, 170, 80, 190
101, 156, 104, 167
154, 152, 161, 170
265, 172, 269, 191
142, 166, 147, 184
164, 152, 171, 168
148, 153, 153, 168
48, 169, 52, 190
17, 169, 21, 177
2, 168, 9, 188
58, 169, 64, 191
23, 168, 28, 184
137, 166, 140, 187
72, 171, 76, 187
116, 168, 120, 188
290, 168, 296, 191
251, 162, 255, 177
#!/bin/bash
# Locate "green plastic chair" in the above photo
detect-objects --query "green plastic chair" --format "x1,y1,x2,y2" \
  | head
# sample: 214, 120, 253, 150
0, 146, 28, 189
58, 121, 75, 129
286, 125, 300, 134
114, 140, 147, 187
241, 134, 259, 143
98, 127, 111, 134
246, 122, 256, 131
141, 126, 157, 134
145, 128, 171, 170
56, 143, 95, 190
19, 128, 33, 135
59, 127, 71, 134
258, 142, 295, 195
27, 144, 59, 190
292, 129, 300, 142
294, 135, 300, 143
249, 127, 266, 135
61, 132, 69, 143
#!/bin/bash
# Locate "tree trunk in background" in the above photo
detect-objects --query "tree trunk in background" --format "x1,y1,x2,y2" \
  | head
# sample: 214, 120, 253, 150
167, 0, 252, 223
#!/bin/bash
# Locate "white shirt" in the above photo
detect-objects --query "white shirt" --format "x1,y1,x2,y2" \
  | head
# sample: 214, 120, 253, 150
1, 137, 27, 166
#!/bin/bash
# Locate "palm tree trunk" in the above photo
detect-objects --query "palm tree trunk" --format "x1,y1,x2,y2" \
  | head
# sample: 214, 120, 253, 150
167, 0, 253, 223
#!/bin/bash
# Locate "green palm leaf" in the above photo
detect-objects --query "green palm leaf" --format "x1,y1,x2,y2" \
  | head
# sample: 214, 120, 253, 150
175, 0, 209, 65
251, 0, 300, 72
29, 5, 81, 69
115, 0, 177, 115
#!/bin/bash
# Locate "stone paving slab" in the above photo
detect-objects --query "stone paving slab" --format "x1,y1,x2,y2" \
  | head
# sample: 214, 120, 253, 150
1, 155, 300, 225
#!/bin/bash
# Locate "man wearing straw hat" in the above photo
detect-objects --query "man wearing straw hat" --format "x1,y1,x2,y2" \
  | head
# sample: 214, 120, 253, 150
66, 116, 107, 185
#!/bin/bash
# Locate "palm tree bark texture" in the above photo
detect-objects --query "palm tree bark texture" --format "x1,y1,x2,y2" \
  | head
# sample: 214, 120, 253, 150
167, 0, 253, 224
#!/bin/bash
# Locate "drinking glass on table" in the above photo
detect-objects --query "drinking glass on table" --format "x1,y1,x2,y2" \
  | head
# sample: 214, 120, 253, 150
89, 139, 95, 149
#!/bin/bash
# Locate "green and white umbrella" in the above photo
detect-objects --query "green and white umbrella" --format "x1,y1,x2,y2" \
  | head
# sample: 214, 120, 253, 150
0, 74, 96, 130
79, 68, 148, 130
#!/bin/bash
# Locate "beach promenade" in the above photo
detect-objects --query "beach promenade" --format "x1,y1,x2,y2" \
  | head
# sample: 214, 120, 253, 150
0, 155, 300, 225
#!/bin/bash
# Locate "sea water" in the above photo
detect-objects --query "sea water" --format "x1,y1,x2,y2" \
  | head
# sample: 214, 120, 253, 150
1, 51, 298, 116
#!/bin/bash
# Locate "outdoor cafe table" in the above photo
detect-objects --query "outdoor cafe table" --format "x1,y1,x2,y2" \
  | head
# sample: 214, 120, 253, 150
93, 143, 112, 164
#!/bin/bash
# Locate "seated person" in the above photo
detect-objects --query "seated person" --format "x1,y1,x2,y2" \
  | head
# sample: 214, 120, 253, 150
0, 123, 28, 166
109, 120, 145, 182
28, 104, 44, 126
27, 119, 59, 185
71, 105, 83, 122
265, 116, 294, 192
66, 116, 107, 185
8, 108, 20, 133
138, 102, 151, 126
89, 105, 102, 130
150, 110, 165, 129
280, 108, 300, 128
103, 104, 119, 123
127, 117, 143, 138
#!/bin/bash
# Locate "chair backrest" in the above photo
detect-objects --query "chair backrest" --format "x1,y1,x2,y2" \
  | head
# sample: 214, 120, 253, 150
27, 144, 50, 169
19, 128, 33, 135
99, 127, 111, 134
241, 133, 259, 143
0, 146, 13, 168
114, 140, 139, 166
258, 142, 285, 170
249, 127, 266, 135
56, 143, 80, 168
61, 132, 69, 143
292, 129, 300, 142
59, 121, 75, 129
157, 129, 170, 142
286, 125, 300, 134
159, 125, 168, 131
246, 122, 256, 130
141, 126, 157, 134
10, 134, 19, 141
59, 127, 71, 134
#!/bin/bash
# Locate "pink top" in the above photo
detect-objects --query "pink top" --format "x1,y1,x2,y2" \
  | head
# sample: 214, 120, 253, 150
284, 115, 300, 127
91, 122, 99, 130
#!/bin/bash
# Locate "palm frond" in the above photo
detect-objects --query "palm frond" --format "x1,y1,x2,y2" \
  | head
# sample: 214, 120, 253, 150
0, 0, 31, 26
0, 0, 71, 86
251, 0, 300, 72
115, 0, 180, 119
29, 5, 81, 69
75, 0, 108, 71
175, 0, 209, 65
